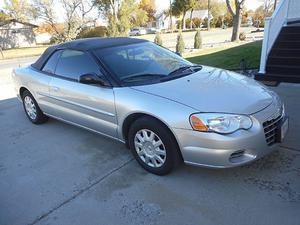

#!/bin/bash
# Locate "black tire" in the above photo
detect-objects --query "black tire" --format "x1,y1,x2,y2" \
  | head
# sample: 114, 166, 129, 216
128, 116, 181, 175
22, 90, 48, 124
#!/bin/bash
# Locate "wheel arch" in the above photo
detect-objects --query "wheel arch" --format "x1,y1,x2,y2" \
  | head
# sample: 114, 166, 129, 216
121, 112, 183, 160
19, 86, 30, 98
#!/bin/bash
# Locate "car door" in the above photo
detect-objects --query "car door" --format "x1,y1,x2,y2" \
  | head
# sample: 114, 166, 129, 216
47, 49, 118, 138
31, 50, 61, 113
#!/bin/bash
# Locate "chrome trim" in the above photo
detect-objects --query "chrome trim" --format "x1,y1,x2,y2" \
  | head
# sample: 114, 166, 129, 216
44, 112, 124, 143
38, 92, 115, 117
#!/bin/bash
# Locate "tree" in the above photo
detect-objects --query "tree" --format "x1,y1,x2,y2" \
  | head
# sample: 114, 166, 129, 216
32, 0, 96, 42
96, 0, 147, 37
207, 0, 211, 30
194, 29, 202, 49
3, 0, 35, 21
176, 32, 185, 53
154, 32, 162, 46
252, 0, 274, 28
0, 10, 12, 21
172, 0, 197, 30
139, 0, 156, 22
226, 0, 245, 42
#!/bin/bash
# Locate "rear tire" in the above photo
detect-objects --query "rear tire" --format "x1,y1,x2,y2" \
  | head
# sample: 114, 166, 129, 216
128, 116, 181, 175
22, 90, 48, 124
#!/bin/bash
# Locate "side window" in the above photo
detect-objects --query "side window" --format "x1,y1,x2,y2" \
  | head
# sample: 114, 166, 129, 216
42, 50, 62, 74
55, 50, 100, 80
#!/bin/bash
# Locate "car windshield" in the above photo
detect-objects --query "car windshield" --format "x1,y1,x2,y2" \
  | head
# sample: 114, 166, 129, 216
94, 42, 200, 85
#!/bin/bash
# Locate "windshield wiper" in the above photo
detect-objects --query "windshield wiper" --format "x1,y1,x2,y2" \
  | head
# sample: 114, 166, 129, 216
168, 65, 202, 76
160, 65, 202, 82
120, 73, 166, 82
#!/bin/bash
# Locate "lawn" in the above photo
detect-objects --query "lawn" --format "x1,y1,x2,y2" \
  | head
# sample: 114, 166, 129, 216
0, 46, 48, 60
186, 41, 262, 70
0, 41, 262, 71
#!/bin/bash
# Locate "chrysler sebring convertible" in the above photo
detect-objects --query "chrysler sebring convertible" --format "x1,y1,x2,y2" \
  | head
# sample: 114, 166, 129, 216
12, 37, 289, 175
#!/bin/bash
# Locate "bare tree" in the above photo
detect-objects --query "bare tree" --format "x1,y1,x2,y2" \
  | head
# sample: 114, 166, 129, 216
95, 0, 121, 23
226, 0, 245, 42
33, 0, 96, 42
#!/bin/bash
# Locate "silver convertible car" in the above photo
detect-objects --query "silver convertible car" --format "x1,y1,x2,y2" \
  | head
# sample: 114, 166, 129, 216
12, 37, 289, 175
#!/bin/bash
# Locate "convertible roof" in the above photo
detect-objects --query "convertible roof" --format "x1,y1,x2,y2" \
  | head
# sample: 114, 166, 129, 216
32, 37, 148, 70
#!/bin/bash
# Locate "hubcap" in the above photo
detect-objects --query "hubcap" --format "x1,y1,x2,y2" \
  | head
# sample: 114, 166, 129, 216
24, 96, 37, 120
134, 129, 166, 168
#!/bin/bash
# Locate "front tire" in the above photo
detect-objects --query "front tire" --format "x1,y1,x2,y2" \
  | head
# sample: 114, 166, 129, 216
128, 117, 181, 175
22, 90, 48, 124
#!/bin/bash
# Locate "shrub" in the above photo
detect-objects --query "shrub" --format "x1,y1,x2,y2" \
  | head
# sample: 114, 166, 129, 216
76, 26, 107, 39
194, 29, 202, 49
154, 32, 163, 46
185, 18, 202, 29
239, 32, 246, 41
176, 31, 185, 54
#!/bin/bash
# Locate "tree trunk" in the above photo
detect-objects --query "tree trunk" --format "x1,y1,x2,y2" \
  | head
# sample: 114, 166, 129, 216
231, 9, 242, 42
207, 0, 211, 30
182, 11, 186, 30
274, 0, 277, 10
190, 9, 193, 29
169, 0, 173, 31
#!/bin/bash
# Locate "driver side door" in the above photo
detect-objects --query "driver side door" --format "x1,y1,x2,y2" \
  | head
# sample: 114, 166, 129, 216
47, 49, 118, 138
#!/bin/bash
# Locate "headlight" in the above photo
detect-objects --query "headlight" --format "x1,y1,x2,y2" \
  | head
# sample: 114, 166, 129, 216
190, 113, 252, 134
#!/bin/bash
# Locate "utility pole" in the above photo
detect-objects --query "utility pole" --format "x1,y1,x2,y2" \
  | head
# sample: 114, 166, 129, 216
274, 0, 277, 10
169, 0, 173, 31
207, 0, 211, 30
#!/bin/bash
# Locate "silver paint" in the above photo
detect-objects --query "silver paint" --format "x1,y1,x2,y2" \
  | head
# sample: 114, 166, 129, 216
12, 65, 285, 168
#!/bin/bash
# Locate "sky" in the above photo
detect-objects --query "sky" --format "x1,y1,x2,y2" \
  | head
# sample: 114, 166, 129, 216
0, 0, 265, 23
0, 0, 265, 12
156, 0, 264, 11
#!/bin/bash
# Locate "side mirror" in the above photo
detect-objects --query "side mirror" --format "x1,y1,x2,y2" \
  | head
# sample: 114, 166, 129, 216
79, 73, 106, 86
175, 52, 182, 57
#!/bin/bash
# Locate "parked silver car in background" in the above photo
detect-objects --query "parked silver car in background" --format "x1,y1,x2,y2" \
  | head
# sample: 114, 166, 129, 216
129, 27, 147, 36
12, 38, 289, 175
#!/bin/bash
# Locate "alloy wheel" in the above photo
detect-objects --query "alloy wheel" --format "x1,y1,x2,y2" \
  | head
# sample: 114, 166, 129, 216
24, 96, 37, 120
134, 129, 166, 168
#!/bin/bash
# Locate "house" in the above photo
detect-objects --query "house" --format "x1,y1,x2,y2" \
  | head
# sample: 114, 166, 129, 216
0, 19, 38, 49
185, 10, 213, 21
256, 0, 300, 84
147, 12, 176, 31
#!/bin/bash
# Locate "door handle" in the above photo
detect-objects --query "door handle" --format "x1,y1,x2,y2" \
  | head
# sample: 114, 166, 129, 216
51, 86, 60, 92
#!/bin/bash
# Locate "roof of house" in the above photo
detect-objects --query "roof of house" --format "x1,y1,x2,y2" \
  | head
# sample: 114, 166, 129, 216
185, 10, 213, 19
32, 37, 148, 70
0, 19, 38, 28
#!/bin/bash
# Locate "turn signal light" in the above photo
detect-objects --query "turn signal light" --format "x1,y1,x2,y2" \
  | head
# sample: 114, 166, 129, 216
190, 115, 208, 131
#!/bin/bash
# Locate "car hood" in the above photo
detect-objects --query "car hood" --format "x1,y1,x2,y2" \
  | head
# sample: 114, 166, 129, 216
131, 66, 274, 115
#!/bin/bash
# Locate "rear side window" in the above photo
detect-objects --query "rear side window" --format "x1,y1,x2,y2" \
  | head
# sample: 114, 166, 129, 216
55, 50, 100, 80
42, 50, 62, 74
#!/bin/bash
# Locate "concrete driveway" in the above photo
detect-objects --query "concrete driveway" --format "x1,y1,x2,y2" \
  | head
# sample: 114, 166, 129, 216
0, 58, 299, 225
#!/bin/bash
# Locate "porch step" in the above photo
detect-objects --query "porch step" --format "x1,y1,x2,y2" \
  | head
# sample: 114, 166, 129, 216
255, 25, 300, 84
267, 56, 300, 66
273, 40, 300, 49
255, 73, 300, 84
266, 64, 300, 75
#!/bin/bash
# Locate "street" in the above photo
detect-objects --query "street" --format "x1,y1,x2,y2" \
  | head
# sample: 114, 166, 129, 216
134, 27, 263, 51
0, 57, 299, 225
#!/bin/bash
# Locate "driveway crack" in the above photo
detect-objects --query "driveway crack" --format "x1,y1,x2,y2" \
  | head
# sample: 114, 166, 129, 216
280, 145, 300, 152
28, 158, 134, 225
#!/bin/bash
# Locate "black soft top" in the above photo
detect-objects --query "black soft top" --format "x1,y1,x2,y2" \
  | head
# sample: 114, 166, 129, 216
32, 37, 148, 70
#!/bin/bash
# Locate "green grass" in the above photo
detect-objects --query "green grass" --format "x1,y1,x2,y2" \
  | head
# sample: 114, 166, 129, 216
0, 46, 49, 60
186, 41, 262, 70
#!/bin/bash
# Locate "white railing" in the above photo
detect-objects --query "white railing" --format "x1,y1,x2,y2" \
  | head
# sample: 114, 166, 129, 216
259, 0, 290, 74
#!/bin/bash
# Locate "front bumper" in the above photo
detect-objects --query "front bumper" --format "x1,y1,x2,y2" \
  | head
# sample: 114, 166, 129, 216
173, 103, 287, 168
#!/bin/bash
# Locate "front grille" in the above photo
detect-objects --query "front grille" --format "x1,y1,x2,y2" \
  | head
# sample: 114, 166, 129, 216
263, 115, 282, 146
